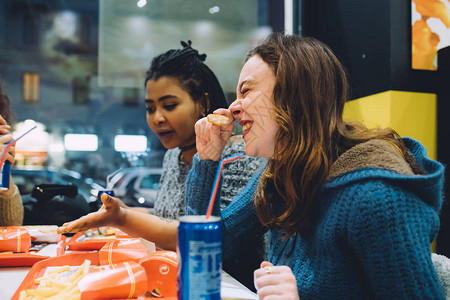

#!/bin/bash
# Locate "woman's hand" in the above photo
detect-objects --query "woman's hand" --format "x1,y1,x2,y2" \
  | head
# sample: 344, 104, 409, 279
195, 108, 235, 161
0, 115, 15, 165
254, 261, 299, 300
57, 193, 127, 234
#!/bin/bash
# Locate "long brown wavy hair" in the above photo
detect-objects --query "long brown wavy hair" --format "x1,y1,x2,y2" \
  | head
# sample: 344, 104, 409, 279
251, 33, 407, 237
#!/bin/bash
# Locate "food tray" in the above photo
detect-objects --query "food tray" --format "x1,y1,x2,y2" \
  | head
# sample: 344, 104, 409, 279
11, 251, 176, 300
11, 251, 99, 300
0, 235, 66, 267
66, 231, 116, 251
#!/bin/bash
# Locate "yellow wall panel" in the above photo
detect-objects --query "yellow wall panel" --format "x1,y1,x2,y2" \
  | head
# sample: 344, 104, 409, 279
343, 90, 437, 159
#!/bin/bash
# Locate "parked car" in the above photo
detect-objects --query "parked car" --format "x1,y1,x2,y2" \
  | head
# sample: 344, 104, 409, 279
108, 167, 162, 208
11, 166, 100, 205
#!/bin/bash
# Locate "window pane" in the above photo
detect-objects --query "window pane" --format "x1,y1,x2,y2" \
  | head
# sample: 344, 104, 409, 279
98, 0, 273, 93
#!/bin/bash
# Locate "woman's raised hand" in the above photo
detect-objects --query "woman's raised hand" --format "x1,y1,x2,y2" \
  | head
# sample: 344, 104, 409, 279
57, 193, 126, 234
254, 261, 300, 300
0, 115, 15, 165
195, 108, 235, 161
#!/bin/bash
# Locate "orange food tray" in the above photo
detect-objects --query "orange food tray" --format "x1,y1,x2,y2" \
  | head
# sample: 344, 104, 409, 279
0, 235, 66, 267
11, 251, 176, 300
66, 231, 116, 251
11, 251, 99, 300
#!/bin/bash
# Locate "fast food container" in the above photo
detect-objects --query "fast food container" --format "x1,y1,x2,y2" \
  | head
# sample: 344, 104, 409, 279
0, 226, 66, 266
98, 238, 149, 265
139, 251, 178, 298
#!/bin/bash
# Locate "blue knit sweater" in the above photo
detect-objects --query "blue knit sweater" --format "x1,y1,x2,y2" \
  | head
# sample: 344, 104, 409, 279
185, 138, 446, 299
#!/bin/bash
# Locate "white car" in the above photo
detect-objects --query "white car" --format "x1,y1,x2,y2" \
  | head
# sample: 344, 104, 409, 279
108, 167, 162, 208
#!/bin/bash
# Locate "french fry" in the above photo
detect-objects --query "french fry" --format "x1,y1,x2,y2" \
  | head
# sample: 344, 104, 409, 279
34, 265, 70, 285
25, 286, 60, 297
46, 278, 72, 289
20, 259, 91, 300
48, 265, 71, 274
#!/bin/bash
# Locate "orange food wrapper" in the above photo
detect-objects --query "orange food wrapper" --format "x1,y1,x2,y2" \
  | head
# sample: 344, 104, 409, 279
139, 251, 178, 298
99, 238, 149, 265
0, 227, 31, 252
66, 229, 116, 251
78, 261, 147, 300
115, 229, 133, 239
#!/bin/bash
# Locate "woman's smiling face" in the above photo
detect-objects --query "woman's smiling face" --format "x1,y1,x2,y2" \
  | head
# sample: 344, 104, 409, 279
229, 55, 279, 158
145, 76, 203, 150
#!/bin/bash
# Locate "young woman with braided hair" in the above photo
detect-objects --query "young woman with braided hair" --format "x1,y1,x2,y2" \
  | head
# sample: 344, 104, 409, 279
139, 41, 265, 289
144, 41, 264, 223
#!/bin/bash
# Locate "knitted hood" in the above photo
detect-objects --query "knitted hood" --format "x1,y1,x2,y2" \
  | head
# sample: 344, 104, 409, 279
324, 137, 445, 212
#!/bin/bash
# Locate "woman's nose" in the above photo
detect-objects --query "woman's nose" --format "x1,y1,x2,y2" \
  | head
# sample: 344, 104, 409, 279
229, 99, 243, 119
152, 109, 165, 124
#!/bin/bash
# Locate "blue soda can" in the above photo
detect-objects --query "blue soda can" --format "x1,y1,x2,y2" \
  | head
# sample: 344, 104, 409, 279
177, 215, 222, 300
0, 160, 10, 188
0, 141, 12, 189
97, 190, 114, 207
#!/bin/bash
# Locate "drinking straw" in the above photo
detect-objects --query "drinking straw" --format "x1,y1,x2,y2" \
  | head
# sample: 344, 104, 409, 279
206, 153, 244, 219
0, 125, 37, 168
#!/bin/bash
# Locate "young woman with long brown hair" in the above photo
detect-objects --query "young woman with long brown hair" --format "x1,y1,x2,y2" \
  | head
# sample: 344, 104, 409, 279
189, 32, 445, 299
59, 33, 445, 299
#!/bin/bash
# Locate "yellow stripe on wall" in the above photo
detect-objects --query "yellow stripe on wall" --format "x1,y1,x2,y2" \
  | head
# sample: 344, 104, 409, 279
343, 90, 437, 159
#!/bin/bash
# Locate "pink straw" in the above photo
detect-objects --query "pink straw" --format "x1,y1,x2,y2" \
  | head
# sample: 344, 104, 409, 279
206, 153, 244, 219
0, 125, 37, 168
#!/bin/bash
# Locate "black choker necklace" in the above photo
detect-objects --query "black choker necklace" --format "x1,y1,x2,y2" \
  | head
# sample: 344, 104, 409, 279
180, 143, 196, 152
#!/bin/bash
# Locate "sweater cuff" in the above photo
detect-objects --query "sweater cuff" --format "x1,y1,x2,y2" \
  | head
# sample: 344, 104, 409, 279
192, 154, 220, 178
0, 184, 24, 226
185, 154, 220, 215
0, 182, 17, 198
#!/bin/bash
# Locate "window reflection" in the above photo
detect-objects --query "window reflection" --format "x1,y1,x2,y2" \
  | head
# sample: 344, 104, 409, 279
0, 0, 283, 185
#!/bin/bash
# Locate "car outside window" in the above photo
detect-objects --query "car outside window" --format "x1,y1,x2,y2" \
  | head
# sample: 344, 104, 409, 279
140, 174, 160, 190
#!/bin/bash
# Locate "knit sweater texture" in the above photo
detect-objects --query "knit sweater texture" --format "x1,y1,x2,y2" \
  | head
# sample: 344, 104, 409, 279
0, 183, 23, 226
185, 137, 446, 299
154, 137, 265, 219
154, 137, 266, 290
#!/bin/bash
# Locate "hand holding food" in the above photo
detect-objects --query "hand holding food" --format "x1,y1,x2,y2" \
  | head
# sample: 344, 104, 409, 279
195, 110, 235, 161
57, 193, 125, 234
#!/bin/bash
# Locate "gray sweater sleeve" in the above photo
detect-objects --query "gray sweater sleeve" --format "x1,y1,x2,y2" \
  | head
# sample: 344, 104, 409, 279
219, 141, 266, 209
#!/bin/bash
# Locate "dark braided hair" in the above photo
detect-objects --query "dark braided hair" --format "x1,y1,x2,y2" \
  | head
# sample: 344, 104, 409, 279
145, 40, 228, 116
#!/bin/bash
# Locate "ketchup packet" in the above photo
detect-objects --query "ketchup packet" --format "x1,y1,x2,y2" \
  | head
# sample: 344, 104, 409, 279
0, 227, 31, 252
99, 238, 149, 265
78, 261, 147, 299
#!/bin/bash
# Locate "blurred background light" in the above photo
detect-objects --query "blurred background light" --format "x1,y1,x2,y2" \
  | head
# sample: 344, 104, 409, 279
137, 0, 147, 8
114, 135, 147, 152
64, 134, 99, 151
209, 6, 220, 14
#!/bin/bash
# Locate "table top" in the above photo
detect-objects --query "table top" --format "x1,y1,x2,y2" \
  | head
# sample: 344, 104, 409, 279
0, 266, 30, 300
0, 265, 258, 299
